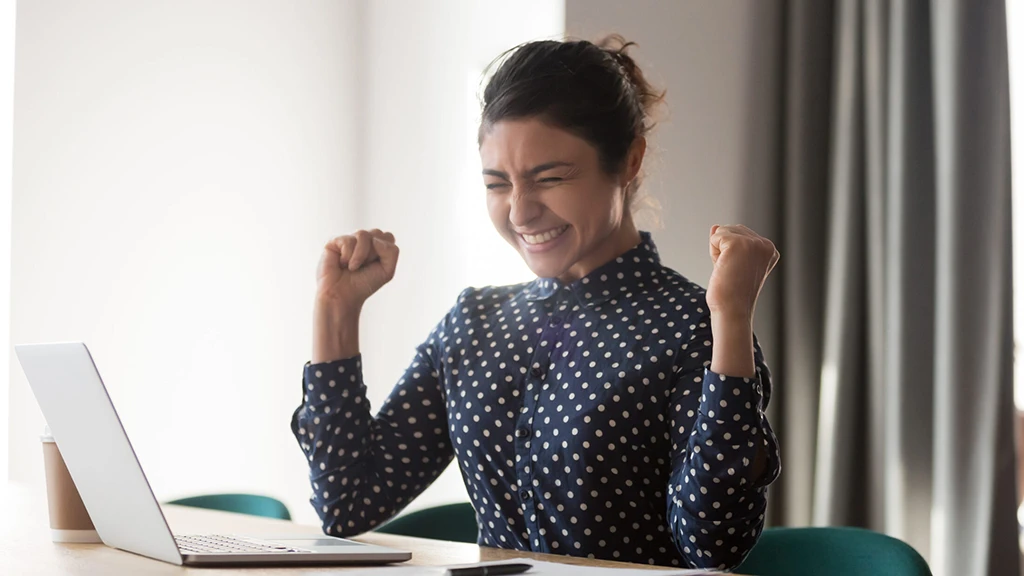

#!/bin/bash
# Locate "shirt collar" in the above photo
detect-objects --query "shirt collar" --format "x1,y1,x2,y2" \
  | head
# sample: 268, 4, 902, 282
524, 231, 664, 308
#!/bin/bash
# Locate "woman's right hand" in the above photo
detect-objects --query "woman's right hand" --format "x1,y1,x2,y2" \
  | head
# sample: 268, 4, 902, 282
316, 229, 400, 312
312, 230, 398, 363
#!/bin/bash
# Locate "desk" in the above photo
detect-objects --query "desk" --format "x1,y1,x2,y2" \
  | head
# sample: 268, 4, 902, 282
1, 482, 677, 574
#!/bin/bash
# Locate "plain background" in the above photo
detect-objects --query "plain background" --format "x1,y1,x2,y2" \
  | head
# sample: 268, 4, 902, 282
8, 0, 782, 525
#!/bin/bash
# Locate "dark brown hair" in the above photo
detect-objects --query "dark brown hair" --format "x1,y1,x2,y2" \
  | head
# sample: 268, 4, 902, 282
479, 35, 665, 199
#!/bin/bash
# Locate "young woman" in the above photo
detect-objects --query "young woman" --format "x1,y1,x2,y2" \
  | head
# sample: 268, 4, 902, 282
292, 36, 781, 570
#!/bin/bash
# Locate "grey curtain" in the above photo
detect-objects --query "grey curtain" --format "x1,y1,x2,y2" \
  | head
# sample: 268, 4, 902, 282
748, 1, 1017, 575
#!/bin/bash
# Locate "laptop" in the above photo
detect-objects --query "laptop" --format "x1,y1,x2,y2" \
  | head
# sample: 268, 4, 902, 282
15, 342, 412, 567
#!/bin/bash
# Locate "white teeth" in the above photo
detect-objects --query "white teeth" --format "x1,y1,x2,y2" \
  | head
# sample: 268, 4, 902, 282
522, 225, 568, 245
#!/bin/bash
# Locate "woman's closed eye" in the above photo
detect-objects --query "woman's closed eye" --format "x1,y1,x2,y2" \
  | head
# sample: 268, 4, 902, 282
535, 175, 573, 189
484, 174, 567, 191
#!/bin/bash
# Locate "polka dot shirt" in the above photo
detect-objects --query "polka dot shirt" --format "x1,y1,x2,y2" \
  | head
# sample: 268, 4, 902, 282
291, 232, 781, 570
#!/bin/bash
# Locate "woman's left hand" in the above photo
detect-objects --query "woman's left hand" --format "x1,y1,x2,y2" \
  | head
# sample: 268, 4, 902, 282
706, 224, 780, 324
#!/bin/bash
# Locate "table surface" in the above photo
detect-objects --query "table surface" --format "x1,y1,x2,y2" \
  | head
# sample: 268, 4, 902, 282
1, 482, 696, 575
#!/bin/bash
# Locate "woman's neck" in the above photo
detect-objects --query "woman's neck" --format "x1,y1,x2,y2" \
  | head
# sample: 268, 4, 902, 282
558, 219, 642, 284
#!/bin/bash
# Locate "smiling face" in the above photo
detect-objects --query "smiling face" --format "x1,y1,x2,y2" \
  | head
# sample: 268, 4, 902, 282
480, 118, 645, 282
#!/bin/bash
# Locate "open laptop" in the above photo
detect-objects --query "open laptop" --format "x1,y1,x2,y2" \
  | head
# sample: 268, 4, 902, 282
15, 342, 412, 567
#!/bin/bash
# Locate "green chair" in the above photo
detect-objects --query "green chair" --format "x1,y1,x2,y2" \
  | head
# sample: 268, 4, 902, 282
371, 503, 932, 576
736, 526, 932, 576
166, 493, 292, 521
375, 502, 478, 544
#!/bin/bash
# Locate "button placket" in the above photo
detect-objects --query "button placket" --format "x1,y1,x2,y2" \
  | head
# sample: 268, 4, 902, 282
514, 296, 566, 550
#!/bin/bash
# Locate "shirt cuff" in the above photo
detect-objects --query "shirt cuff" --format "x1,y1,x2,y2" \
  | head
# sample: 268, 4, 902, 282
302, 355, 364, 403
698, 368, 764, 425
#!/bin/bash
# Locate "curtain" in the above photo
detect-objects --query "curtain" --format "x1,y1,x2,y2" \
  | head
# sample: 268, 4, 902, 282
748, 1, 1017, 575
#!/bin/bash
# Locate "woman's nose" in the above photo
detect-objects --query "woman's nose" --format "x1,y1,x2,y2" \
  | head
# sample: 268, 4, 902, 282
508, 188, 542, 227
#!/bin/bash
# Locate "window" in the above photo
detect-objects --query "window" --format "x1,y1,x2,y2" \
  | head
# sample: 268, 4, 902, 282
0, 0, 15, 481
1005, 0, 1024, 543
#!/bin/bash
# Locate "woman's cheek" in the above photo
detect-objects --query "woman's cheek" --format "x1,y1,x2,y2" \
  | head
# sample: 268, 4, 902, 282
486, 195, 507, 229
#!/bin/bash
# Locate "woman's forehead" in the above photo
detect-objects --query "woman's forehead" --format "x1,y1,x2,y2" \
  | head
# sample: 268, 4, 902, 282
480, 119, 594, 168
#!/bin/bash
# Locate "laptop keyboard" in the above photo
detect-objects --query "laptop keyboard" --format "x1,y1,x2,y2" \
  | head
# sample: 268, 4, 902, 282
175, 534, 312, 555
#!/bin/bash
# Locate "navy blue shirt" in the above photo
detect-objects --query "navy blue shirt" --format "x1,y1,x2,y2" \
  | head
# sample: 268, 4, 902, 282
292, 232, 780, 569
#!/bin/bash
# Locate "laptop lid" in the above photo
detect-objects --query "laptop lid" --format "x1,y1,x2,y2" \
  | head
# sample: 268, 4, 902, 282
16, 342, 183, 565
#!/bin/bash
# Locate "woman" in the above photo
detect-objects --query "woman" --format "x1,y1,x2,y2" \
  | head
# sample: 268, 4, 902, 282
292, 36, 781, 570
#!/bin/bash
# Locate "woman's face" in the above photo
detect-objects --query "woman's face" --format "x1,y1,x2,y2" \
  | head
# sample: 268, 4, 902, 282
480, 118, 644, 281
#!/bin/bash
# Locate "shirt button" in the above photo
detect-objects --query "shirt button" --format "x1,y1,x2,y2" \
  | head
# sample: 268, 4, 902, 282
531, 367, 545, 378
520, 489, 532, 501
515, 426, 529, 438
549, 316, 562, 326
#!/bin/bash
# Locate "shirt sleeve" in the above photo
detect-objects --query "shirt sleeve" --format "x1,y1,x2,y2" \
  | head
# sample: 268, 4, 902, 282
290, 314, 454, 537
664, 315, 781, 570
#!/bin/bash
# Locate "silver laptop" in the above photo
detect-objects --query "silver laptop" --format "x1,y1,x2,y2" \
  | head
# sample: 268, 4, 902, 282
15, 342, 412, 567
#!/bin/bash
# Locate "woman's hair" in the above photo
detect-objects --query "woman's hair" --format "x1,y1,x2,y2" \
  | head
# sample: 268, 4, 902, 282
479, 35, 666, 211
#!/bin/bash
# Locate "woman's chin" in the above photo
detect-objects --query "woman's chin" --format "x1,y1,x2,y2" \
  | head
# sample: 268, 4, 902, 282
516, 235, 576, 279
523, 255, 568, 280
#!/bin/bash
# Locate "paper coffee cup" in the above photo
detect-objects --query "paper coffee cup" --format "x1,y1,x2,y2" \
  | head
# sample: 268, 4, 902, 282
41, 425, 102, 543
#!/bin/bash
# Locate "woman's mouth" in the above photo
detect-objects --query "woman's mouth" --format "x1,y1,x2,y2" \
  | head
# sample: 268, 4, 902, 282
520, 225, 569, 245
518, 225, 570, 253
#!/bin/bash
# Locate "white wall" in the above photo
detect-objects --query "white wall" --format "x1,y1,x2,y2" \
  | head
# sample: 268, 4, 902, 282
9, 0, 564, 524
0, 0, 13, 483
565, 0, 782, 285
357, 0, 563, 512
10, 0, 362, 524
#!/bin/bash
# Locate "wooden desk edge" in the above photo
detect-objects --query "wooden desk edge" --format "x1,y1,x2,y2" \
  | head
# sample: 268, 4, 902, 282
163, 504, 685, 571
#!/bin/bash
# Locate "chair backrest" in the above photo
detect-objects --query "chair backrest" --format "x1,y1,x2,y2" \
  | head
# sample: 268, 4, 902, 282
166, 493, 292, 521
735, 527, 932, 576
375, 502, 478, 544
371, 504, 932, 576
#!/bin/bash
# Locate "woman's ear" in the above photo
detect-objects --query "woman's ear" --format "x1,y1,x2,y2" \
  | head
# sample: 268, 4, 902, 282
623, 137, 647, 188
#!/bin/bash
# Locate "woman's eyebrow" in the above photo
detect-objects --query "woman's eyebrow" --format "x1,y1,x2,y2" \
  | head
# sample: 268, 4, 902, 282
482, 168, 510, 179
527, 161, 574, 176
482, 161, 575, 179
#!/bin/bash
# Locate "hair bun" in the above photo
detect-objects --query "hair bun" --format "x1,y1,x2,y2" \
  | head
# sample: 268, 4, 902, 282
597, 34, 666, 125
